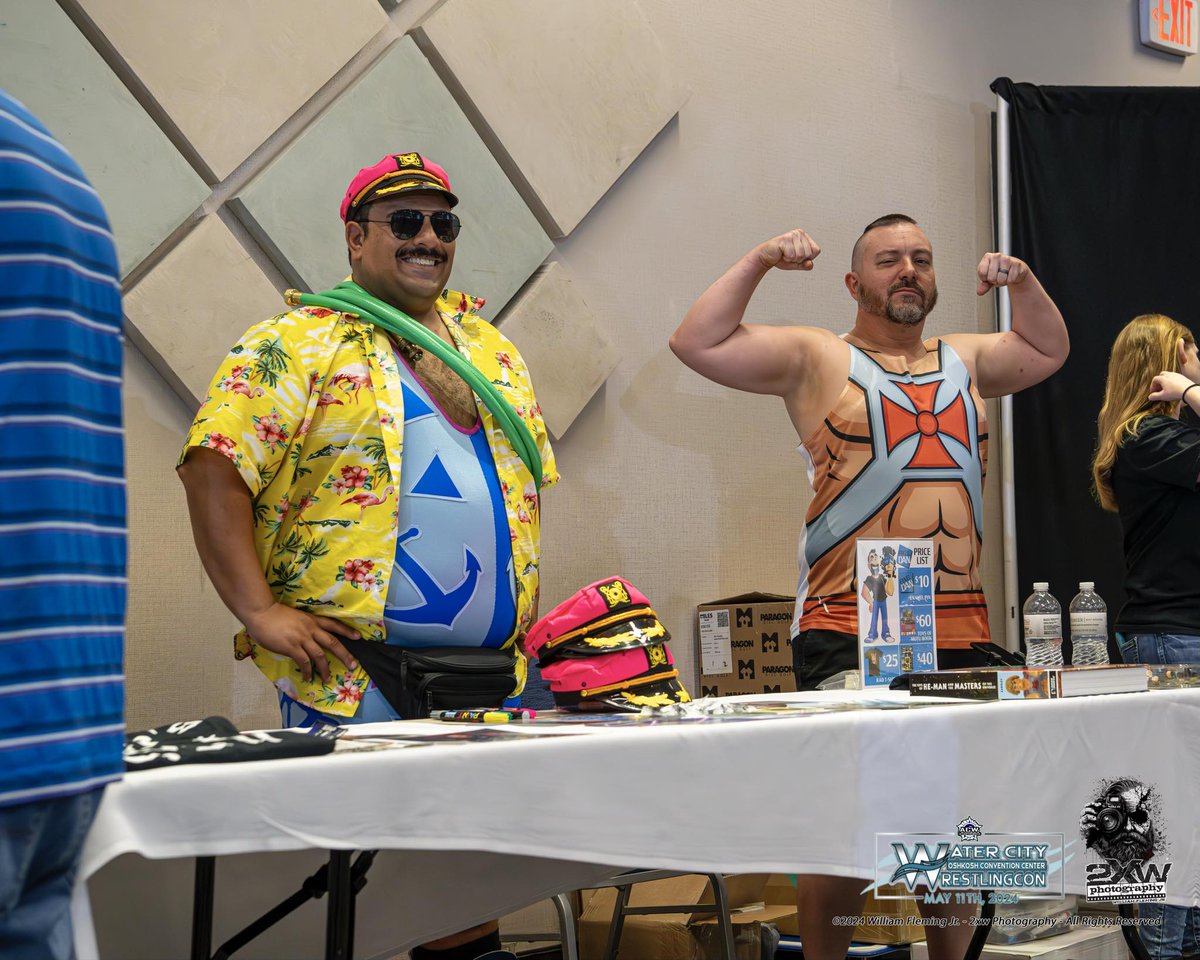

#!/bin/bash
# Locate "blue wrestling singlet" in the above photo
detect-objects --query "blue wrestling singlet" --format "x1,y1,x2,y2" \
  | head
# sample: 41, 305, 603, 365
383, 354, 517, 648
279, 351, 519, 728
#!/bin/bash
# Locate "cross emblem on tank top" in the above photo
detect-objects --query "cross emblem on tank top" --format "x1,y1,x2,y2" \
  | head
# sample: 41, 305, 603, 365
881, 380, 971, 469
801, 342, 984, 566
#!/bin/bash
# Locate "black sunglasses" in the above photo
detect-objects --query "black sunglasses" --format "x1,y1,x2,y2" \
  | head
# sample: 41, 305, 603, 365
358, 209, 461, 243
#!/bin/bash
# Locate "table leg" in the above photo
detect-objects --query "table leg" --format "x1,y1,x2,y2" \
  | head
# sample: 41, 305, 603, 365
603, 884, 632, 960
192, 856, 216, 960
707, 874, 736, 960
325, 850, 354, 960
1119, 903, 1151, 960
963, 893, 996, 960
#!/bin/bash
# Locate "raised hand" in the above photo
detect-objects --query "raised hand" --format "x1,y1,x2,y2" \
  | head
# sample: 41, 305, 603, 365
976, 252, 1029, 295
1079, 797, 1104, 847
756, 228, 821, 271
1148, 370, 1195, 403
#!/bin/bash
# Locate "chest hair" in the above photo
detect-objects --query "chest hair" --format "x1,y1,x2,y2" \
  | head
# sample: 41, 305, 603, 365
409, 348, 479, 428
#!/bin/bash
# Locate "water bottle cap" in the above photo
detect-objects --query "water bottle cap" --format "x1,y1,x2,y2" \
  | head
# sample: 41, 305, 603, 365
1033, 581, 1049, 592
1079, 581, 1094, 590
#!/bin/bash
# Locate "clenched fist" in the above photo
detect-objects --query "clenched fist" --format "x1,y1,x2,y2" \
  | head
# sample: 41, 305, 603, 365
976, 253, 1029, 295
757, 228, 821, 271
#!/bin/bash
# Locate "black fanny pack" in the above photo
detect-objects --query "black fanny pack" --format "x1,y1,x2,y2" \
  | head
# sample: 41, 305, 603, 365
342, 638, 519, 720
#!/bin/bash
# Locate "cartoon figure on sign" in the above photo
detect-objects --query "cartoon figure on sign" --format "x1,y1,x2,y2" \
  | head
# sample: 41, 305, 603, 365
881, 546, 897, 592
1003, 673, 1048, 699
861, 548, 895, 641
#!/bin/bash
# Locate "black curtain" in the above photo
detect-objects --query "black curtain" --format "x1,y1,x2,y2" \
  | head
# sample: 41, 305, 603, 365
992, 78, 1200, 657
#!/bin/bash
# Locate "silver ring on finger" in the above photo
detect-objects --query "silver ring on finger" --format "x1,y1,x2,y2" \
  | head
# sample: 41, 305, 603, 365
997, 267, 1010, 275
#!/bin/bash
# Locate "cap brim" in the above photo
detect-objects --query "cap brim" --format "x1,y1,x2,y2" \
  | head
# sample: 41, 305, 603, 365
542, 643, 675, 692
540, 616, 672, 662
556, 675, 693, 713
358, 178, 458, 210
535, 604, 660, 663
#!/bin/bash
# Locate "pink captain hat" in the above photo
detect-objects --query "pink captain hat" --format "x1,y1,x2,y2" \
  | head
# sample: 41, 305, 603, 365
340, 152, 458, 222
539, 643, 690, 712
526, 576, 672, 665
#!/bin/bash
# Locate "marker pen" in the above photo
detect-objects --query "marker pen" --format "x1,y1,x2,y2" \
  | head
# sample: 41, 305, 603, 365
429, 709, 536, 723
430, 710, 510, 723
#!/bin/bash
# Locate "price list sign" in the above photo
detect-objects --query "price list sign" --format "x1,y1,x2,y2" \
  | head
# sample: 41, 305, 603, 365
855, 538, 937, 688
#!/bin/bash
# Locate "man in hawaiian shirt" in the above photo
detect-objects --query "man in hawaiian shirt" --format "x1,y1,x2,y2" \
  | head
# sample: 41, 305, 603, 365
178, 152, 556, 960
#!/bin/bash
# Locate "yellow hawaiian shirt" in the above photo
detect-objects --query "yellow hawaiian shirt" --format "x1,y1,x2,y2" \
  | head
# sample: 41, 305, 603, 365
181, 289, 558, 717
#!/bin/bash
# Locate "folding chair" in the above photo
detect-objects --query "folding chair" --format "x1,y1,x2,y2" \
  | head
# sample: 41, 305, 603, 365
551, 870, 737, 960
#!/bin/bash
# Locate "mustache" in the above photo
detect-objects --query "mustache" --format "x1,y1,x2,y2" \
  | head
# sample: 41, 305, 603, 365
397, 245, 447, 263
888, 278, 925, 298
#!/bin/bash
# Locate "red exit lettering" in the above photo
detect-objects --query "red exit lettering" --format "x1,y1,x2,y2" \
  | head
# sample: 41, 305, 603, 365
1154, 0, 1195, 46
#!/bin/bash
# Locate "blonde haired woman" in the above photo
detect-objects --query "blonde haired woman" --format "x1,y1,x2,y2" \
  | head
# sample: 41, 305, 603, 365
1092, 312, 1200, 959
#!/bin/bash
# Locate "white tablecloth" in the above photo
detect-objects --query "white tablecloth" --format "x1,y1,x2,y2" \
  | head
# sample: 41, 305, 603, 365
76, 689, 1200, 956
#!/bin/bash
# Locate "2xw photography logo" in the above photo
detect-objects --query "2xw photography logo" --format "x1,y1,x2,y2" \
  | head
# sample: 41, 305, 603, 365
1081, 777, 1172, 903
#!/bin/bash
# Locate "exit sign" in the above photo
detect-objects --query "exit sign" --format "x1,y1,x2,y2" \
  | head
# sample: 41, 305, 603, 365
1141, 0, 1197, 55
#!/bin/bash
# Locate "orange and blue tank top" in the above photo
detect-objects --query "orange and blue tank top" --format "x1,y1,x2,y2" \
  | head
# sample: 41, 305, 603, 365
792, 337, 989, 649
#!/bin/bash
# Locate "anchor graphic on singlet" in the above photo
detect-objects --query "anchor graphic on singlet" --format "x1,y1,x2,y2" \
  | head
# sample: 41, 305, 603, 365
388, 526, 481, 627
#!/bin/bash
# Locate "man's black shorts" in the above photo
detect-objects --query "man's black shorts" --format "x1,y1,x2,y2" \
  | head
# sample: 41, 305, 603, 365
792, 629, 987, 690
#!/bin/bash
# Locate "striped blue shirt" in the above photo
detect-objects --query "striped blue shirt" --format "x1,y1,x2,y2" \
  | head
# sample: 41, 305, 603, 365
0, 90, 126, 808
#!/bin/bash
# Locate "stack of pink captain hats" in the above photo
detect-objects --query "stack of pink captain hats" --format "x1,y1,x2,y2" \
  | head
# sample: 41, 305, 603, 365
527, 577, 691, 712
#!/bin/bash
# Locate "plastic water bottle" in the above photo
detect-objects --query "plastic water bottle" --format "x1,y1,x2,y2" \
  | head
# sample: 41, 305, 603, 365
1069, 582, 1109, 666
1023, 582, 1064, 666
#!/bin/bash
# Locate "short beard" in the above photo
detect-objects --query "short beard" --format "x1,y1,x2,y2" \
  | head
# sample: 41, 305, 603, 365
860, 279, 938, 326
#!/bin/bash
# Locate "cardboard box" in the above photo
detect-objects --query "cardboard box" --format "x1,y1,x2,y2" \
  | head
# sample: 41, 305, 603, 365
987, 896, 1079, 945
763, 875, 926, 945
577, 873, 797, 960
695, 593, 797, 698
911, 923, 1127, 960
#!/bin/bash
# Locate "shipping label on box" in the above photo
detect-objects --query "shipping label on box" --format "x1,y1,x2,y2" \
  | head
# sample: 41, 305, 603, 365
695, 594, 797, 698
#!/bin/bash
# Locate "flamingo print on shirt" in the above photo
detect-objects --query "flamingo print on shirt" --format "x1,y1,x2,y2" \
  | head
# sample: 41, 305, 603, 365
341, 485, 395, 522
330, 363, 373, 402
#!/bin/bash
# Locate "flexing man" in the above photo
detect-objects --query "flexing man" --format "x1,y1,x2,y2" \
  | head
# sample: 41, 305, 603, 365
671, 214, 1068, 960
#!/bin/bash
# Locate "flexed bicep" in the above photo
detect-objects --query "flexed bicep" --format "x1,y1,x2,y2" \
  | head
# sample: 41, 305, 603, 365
672, 229, 831, 397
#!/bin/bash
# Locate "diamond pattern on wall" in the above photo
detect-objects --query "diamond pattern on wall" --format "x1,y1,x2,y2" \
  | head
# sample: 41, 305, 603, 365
235, 37, 552, 317
75, 0, 388, 180
0, 0, 208, 276
416, 0, 688, 238
496, 262, 618, 439
122, 216, 285, 406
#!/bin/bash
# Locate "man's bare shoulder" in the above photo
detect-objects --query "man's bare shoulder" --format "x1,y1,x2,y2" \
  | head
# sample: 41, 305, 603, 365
780, 326, 853, 436
765, 323, 850, 387
936, 331, 988, 368
770, 322, 847, 351
797, 324, 851, 363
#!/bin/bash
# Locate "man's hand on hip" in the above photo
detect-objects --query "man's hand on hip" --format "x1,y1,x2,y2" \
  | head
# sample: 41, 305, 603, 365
244, 603, 360, 683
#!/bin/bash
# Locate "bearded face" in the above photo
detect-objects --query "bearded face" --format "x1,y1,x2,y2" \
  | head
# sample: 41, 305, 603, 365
1081, 778, 1156, 866
858, 275, 940, 326
850, 222, 939, 327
